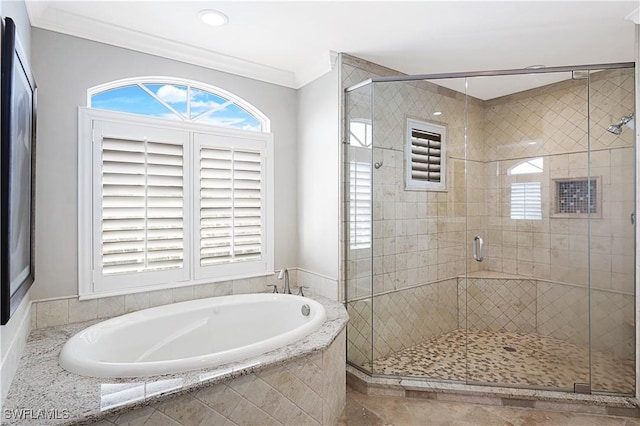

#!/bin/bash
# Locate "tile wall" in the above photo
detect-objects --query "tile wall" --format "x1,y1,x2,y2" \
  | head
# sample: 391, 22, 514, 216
346, 278, 458, 367
347, 276, 633, 373
460, 277, 634, 360
31, 269, 346, 329
482, 68, 635, 294
99, 329, 346, 426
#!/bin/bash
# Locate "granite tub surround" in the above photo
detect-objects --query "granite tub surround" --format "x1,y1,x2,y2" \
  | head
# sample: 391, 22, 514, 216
3, 293, 347, 425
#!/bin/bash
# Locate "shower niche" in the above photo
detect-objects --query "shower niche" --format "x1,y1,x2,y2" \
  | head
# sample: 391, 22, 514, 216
344, 61, 636, 395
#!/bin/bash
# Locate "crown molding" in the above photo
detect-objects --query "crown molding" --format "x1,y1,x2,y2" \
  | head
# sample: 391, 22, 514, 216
26, 3, 299, 89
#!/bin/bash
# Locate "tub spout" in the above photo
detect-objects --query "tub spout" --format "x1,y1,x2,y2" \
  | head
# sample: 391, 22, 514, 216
277, 268, 291, 294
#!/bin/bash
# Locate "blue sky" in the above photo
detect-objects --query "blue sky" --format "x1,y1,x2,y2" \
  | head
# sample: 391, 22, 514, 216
91, 84, 262, 131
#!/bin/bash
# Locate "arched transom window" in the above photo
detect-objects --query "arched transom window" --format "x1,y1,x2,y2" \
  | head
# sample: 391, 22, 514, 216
88, 77, 269, 132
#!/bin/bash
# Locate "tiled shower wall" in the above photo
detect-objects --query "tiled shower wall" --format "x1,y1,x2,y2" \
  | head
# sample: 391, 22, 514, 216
347, 278, 458, 367
348, 277, 633, 370
343, 55, 635, 372
461, 277, 634, 360
344, 56, 485, 304
482, 68, 635, 295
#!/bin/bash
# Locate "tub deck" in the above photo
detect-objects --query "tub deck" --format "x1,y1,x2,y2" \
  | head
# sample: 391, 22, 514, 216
2, 293, 348, 425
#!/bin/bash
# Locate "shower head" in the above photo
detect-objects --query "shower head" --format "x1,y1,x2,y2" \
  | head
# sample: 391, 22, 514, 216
607, 113, 634, 135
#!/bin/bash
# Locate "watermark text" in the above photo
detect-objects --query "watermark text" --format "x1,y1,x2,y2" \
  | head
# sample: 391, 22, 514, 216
3, 408, 70, 421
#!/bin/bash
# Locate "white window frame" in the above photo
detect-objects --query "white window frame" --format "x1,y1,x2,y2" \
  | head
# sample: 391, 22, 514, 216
78, 108, 274, 299
405, 118, 447, 191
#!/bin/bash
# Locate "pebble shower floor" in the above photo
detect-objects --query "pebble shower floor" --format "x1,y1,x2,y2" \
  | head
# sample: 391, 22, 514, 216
370, 329, 634, 394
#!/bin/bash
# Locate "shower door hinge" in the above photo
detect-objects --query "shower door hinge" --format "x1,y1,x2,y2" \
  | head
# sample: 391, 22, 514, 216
572, 70, 589, 80
574, 383, 591, 394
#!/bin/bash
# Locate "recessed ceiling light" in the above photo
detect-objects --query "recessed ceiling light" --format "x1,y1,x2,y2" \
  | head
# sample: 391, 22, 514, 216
433, 111, 442, 116
199, 10, 229, 27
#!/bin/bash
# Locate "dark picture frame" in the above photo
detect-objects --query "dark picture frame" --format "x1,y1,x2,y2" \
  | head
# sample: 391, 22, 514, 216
1, 17, 36, 325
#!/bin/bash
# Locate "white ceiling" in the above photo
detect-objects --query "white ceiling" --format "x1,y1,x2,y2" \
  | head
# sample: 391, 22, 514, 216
25, 1, 639, 99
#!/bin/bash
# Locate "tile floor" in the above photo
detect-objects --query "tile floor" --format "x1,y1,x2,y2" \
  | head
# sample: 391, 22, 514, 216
370, 329, 634, 394
338, 386, 640, 426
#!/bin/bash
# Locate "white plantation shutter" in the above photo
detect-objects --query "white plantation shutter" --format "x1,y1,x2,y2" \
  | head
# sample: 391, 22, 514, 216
349, 161, 372, 249
511, 182, 542, 220
80, 109, 273, 297
199, 147, 262, 265
194, 132, 271, 279
406, 119, 446, 191
92, 120, 189, 291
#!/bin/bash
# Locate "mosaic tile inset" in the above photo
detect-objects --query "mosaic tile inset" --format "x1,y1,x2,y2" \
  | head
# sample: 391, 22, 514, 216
370, 329, 634, 394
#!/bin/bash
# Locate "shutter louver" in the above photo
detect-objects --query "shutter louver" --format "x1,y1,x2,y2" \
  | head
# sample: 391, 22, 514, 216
200, 147, 262, 266
511, 182, 542, 220
411, 129, 441, 183
101, 137, 184, 275
350, 161, 372, 249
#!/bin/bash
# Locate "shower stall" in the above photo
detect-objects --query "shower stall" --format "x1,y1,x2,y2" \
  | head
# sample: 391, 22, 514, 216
344, 62, 636, 395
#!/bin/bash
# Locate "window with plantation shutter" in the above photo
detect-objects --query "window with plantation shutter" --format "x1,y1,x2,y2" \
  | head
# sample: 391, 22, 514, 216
349, 161, 371, 250
348, 119, 372, 250
510, 182, 542, 220
508, 158, 543, 220
194, 132, 271, 279
101, 138, 184, 275
199, 148, 263, 265
406, 119, 446, 191
79, 107, 273, 298
91, 119, 189, 291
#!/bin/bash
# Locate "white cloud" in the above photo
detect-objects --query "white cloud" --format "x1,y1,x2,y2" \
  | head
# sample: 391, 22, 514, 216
197, 116, 261, 132
201, 117, 244, 125
156, 85, 187, 103
191, 100, 223, 110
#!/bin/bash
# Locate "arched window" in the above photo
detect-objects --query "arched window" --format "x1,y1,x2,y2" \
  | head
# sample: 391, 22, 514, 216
88, 77, 270, 132
508, 158, 543, 220
78, 77, 274, 298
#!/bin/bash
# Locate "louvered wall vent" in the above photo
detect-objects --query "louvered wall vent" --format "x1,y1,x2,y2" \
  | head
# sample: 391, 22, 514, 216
406, 118, 447, 191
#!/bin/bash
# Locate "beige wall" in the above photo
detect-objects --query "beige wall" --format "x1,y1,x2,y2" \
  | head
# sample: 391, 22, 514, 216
297, 65, 340, 285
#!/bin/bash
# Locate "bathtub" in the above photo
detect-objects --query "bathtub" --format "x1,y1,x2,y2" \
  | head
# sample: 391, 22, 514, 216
59, 293, 327, 378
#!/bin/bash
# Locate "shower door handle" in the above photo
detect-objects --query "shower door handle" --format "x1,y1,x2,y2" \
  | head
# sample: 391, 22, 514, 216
473, 235, 484, 262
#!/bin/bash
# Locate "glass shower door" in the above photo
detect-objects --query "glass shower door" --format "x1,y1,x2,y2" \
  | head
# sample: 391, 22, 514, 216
588, 66, 635, 395
464, 71, 592, 391
365, 78, 470, 382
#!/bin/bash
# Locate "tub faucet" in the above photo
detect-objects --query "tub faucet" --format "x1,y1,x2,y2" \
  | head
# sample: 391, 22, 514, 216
277, 268, 291, 294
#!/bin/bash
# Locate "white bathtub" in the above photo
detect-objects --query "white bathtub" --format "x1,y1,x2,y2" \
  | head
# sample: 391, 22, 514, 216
59, 293, 327, 378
